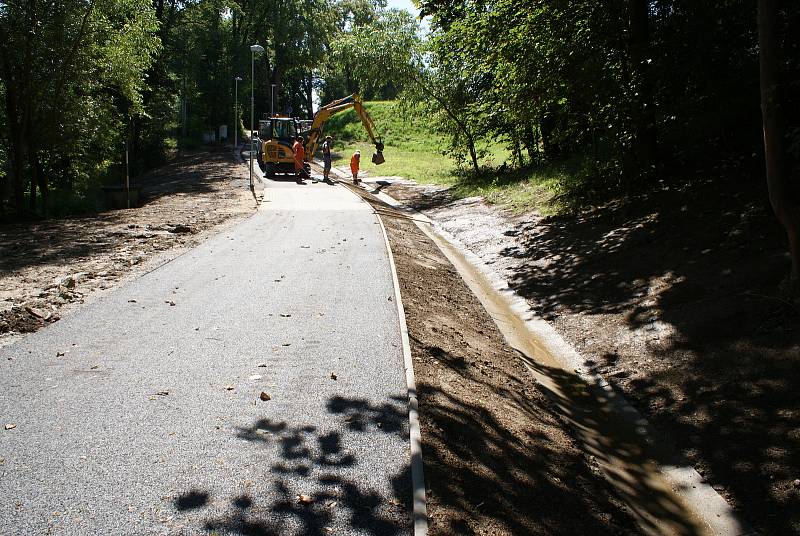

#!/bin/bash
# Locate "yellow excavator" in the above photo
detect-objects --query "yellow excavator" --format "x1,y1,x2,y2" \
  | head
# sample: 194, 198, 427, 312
258, 93, 384, 179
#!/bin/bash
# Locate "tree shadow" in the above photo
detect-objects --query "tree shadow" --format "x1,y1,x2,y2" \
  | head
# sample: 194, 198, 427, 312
171, 397, 412, 536
409, 338, 643, 535
0, 147, 246, 274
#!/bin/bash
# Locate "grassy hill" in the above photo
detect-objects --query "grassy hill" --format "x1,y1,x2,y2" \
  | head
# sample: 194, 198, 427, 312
319, 100, 575, 215
319, 100, 506, 185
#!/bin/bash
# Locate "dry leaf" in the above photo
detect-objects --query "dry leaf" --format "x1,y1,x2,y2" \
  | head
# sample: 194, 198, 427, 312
224, 385, 235, 391
279, 314, 291, 318
4, 423, 16, 430
257, 363, 268, 368
260, 392, 271, 401
330, 372, 337, 381
297, 494, 314, 505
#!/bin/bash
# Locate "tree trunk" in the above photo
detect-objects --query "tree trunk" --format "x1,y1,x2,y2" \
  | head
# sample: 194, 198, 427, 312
304, 75, 314, 116
758, 0, 800, 290
38, 158, 48, 217
523, 123, 537, 164
3, 84, 25, 213
540, 113, 557, 158
629, 0, 658, 171
410, 72, 479, 173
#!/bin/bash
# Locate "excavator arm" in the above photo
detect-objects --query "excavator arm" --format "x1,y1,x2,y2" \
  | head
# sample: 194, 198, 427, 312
306, 94, 385, 165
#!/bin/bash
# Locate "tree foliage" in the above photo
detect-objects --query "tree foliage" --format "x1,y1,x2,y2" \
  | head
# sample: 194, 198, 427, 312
0, 0, 160, 216
0, 0, 393, 218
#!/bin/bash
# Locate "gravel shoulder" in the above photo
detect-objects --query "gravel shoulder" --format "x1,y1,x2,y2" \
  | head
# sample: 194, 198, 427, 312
383, 179, 800, 535
0, 147, 256, 347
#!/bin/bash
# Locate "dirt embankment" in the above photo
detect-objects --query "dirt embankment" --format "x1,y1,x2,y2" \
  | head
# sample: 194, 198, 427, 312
0, 148, 256, 347
386, 179, 800, 535
353, 189, 639, 535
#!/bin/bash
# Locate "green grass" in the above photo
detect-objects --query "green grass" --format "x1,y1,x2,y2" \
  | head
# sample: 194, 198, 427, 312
322, 100, 577, 214
323, 100, 459, 184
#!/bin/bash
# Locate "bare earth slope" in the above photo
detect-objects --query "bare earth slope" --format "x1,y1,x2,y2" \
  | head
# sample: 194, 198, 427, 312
386, 179, 800, 535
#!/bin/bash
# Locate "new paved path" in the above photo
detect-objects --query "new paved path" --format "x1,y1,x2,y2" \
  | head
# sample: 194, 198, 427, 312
0, 175, 412, 535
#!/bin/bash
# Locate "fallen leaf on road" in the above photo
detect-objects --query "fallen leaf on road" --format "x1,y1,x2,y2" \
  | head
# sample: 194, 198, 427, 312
330, 372, 337, 381
279, 314, 291, 318
156, 391, 169, 396
260, 392, 271, 401
90, 365, 99, 370
56, 352, 65, 357
257, 363, 268, 367
4, 424, 16, 430
297, 494, 314, 505
325, 501, 337, 509
165, 301, 176, 306
300, 245, 310, 249
388, 296, 393, 301
281, 343, 291, 347
224, 385, 235, 391
128, 299, 137, 303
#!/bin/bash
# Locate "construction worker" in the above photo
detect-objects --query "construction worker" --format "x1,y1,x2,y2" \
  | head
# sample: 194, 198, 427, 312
322, 135, 333, 184
292, 136, 306, 184
350, 150, 361, 185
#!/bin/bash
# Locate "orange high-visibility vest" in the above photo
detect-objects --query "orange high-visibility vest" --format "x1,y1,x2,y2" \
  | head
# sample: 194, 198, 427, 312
293, 141, 305, 170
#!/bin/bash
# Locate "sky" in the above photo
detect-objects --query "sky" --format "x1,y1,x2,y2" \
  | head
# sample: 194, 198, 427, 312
386, 0, 419, 15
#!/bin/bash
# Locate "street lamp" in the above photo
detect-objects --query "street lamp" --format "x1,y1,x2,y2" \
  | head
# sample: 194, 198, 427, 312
234, 76, 242, 151
249, 44, 265, 190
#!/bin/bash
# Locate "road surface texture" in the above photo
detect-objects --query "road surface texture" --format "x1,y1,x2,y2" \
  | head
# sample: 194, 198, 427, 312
0, 176, 412, 535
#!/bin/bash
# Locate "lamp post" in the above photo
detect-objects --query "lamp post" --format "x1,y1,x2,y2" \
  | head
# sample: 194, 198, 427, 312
234, 76, 242, 151
249, 44, 265, 190
271, 83, 276, 118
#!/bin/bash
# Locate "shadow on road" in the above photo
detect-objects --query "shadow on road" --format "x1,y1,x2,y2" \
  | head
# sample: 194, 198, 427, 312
170, 396, 411, 536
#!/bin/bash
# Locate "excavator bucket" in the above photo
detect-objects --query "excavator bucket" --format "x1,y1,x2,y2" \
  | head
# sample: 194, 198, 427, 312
372, 151, 385, 165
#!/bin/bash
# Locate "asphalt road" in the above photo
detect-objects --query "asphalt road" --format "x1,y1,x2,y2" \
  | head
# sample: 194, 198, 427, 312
0, 175, 412, 535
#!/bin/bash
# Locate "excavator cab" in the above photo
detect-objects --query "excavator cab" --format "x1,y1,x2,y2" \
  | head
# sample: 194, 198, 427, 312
258, 116, 303, 177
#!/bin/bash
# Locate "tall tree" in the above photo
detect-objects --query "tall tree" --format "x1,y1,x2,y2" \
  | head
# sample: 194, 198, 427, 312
758, 0, 800, 292
0, 0, 159, 216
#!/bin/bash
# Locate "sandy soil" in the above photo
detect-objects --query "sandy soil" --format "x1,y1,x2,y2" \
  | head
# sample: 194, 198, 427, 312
385, 179, 800, 535
0, 147, 256, 348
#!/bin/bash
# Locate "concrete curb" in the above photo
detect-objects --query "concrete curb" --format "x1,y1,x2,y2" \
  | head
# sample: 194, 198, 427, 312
374, 208, 429, 536
328, 167, 428, 535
